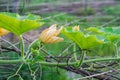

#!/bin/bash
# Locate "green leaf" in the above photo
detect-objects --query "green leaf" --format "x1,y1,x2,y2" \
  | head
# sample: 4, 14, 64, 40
107, 34, 120, 43
85, 27, 105, 34
102, 27, 120, 34
98, 27, 120, 43
62, 27, 104, 49
86, 27, 120, 43
102, 27, 113, 33
0, 12, 43, 35
87, 43, 115, 57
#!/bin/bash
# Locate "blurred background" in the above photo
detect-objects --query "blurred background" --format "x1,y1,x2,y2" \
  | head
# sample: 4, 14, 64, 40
0, 0, 120, 80
1, 0, 120, 41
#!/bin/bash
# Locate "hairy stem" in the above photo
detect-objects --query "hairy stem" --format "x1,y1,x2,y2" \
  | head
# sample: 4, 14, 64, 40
19, 35, 25, 58
114, 43, 119, 58
77, 50, 85, 67
0, 57, 120, 66
73, 43, 77, 61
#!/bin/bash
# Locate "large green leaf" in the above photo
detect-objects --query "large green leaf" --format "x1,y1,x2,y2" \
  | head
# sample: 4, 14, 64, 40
86, 27, 120, 43
62, 27, 104, 49
99, 27, 120, 34
98, 27, 120, 43
62, 26, 120, 57
85, 27, 105, 35
0, 12, 43, 35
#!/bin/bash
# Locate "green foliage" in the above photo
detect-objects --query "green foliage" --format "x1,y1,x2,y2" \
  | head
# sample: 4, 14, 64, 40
62, 27, 104, 50
98, 27, 120, 43
1, 10, 120, 79
85, 27, 120, 43
103, 5, 120, 16
44, 42, 68, 55
28, 39, 41, 50
42, 12, 118, 29
0, 12, 43, 35
42, 66, 72, 80
85, 27, 105, 34
41, 12, 81, 26
87, 43, 115, 57
62, 26, 120, 58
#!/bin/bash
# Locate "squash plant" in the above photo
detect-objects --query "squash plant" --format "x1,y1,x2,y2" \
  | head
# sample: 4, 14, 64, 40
0, 12, 120, 79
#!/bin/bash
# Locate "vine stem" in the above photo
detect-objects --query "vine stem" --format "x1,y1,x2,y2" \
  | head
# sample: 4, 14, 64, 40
114, 43, 119, 58
73, 43, 77, 61
15, 63, 24, 74
1, 57, 120, 66
25, 39, 40, 59
0, 37, 1, 53
7, 63, 24, 80
19, 35, 25, 58
77, 50, 85, 67
28, 64, 36, 80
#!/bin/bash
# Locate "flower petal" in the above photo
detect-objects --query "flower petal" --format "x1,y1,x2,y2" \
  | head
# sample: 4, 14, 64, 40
46, 36, 63, 44
39, 24, 64, 44
0, 28, 9, 36
44, 24, 57, 41
54, 27, 63, 36
49, 24, 57, 30
73, 26, 79, 31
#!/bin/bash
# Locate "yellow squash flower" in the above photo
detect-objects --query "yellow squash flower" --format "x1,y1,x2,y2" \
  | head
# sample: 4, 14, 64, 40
0, 28, 9, 36
73, 26, 79, 31
39, 24, 64, 44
